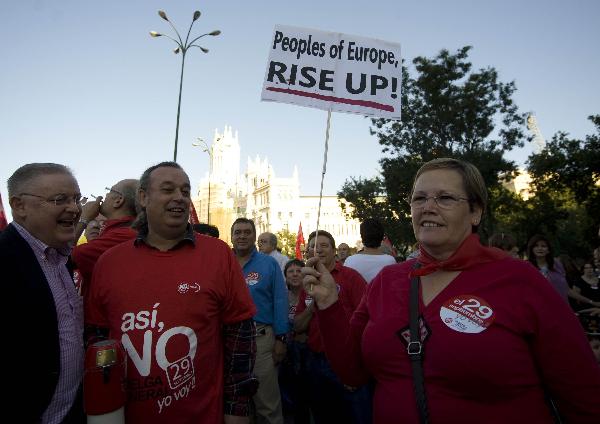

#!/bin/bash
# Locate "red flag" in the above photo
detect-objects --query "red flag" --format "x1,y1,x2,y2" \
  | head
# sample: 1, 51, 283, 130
0, 193, 8, 231
189, 201, 200, 225
295, 222, 305, 259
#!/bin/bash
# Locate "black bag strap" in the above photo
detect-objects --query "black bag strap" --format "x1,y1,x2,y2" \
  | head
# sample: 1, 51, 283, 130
408, 264, 429, 424
407, 264, 560, 424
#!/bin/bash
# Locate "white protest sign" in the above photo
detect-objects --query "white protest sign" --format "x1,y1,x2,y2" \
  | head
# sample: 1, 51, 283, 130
261, 25, 401, 120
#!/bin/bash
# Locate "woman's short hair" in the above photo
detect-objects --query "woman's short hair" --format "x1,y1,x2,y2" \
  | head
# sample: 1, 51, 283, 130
410, 158, 488, 231
284, 259, 305, 276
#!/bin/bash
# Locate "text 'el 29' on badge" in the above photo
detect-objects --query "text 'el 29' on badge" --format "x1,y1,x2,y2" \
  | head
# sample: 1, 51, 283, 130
440, 295, 495, 334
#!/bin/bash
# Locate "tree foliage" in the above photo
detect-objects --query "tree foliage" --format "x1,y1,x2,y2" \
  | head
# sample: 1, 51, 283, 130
339, 46, 530, 251
524, 115, 600, 253
276, 229, 298, 259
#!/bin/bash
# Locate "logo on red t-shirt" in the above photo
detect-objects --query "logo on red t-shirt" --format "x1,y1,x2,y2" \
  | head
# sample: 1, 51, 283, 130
177, 282, 201, 294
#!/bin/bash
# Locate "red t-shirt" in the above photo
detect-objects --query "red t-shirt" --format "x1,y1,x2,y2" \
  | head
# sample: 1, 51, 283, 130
87, 234, 256, 423
318, 258, 600, 423
296, 261, 366, 352
72, 216, 136, 299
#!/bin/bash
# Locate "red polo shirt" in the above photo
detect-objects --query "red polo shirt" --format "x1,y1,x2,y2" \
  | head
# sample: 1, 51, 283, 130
72, 216, 136, 299
296, 261, 366, 352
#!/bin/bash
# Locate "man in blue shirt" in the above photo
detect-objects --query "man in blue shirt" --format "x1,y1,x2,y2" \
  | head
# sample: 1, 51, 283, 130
232, 218, 288, 424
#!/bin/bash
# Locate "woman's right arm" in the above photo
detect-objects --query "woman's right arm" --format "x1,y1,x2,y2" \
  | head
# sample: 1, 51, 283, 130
302, 258, 372, 386
317, 294, 371, 386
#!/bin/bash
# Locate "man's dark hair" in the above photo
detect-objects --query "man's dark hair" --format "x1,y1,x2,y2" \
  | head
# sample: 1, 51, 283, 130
139, 161, 183, 192
231, 217, 256, 236
360, 218, 385, 248
307, 230, 335, 249
193, 223, 220, 238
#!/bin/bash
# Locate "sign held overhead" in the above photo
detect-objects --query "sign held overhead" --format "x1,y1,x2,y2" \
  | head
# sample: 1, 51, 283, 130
261, 25, 402, 120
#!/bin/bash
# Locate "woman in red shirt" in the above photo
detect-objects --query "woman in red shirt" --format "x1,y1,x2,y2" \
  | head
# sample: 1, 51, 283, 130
302, 158, 600, 423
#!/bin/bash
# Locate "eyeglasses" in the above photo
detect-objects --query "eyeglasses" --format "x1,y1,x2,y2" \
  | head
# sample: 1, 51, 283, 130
105, 186, 123, 196
20, 192, 82, 207
408, 194, 470, 210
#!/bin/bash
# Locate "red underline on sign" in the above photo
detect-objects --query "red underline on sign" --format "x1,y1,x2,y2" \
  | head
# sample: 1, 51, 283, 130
266, 86, 394, 112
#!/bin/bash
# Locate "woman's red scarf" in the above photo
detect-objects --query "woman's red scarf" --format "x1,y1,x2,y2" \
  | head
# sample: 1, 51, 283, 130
411, 233, 508, 277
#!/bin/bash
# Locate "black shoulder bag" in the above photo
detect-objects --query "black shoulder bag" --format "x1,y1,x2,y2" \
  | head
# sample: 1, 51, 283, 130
407, 266, 563, 424
408, 267, 430, 424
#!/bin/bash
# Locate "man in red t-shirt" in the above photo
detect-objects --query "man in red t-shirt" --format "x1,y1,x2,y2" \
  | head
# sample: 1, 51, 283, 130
294, 230, 371, 424
72, 179, 138, 300
86, 162, 257, 424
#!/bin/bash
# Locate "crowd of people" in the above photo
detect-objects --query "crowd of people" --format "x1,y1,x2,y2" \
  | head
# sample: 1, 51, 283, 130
1, 158, 599, 424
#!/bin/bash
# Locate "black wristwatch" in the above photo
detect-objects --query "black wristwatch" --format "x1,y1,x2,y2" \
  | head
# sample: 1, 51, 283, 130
275, 334, 287, 343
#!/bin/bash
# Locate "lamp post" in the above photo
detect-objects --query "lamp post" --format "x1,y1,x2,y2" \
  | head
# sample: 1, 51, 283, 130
192, 138, 213, 224
150, 10, 220, 162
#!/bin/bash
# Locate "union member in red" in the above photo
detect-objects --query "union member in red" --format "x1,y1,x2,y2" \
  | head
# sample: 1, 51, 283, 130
86, 162, 257, 424
294, 230, 370, 424
303, 158, 600, 423
72, 179, 138, 301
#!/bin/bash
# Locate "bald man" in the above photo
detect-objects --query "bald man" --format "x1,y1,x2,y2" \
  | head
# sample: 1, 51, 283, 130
72, 179, 138, 300
258, 231, 289, 274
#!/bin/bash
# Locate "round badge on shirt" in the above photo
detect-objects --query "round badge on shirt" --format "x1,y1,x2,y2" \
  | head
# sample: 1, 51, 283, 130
439, 295, 495, 334
246, 272, 260, 286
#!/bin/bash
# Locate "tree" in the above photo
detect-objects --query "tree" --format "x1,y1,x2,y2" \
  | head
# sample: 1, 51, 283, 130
275, 229, 298, 259
339, 46, 530, 250
525, 115, 600, 253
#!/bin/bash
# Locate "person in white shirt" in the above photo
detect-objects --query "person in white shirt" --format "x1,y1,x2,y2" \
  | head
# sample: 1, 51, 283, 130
344, 219, 396, 283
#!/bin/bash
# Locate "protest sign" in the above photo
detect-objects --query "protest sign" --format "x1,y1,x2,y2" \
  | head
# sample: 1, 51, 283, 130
261, 25, 401, 120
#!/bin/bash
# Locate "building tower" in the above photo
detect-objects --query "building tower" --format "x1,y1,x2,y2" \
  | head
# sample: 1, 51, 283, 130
527, 113, 546, 154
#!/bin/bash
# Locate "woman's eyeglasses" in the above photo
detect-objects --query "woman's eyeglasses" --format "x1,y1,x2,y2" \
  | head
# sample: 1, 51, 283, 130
408, 194, 470, 210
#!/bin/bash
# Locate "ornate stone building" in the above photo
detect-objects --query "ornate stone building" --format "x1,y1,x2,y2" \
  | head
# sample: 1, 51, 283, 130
193, 126, 362, 246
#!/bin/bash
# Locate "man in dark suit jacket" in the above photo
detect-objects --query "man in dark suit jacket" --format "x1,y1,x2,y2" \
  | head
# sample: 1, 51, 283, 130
1, 163, 85, 423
